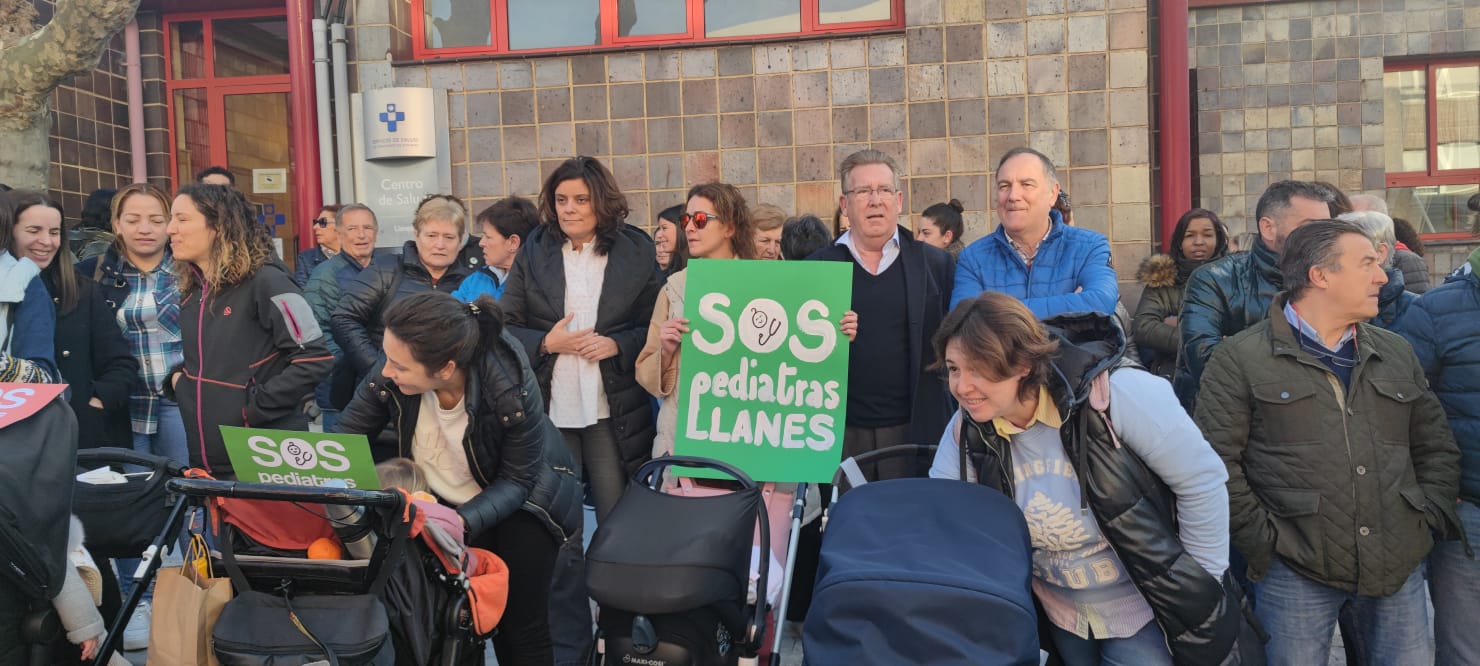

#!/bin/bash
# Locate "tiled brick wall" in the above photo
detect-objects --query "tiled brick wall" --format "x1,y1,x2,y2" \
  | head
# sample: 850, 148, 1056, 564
353, 0, 1156, 284
1187, 0, 1480, 277
35, 2, 170, 221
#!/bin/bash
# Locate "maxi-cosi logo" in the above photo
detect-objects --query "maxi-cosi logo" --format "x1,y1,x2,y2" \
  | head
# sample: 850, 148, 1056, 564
621, 655, 665, 666
378, 103, 405, 132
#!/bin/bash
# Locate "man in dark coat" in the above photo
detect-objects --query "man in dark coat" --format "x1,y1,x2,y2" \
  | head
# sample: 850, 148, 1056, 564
1196, 220, 1459, 664
808, 149, 954, 475
1174, 180, 1333, 408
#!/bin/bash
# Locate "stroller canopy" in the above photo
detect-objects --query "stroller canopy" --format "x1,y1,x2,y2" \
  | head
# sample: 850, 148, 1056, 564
804, 478, 1039, 666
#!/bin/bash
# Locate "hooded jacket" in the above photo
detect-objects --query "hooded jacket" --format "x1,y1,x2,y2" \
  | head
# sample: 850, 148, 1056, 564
946, 313, 1255, 665
500, 223, 660, 477
1132, 253, 1183, 379
1394, 250, 1480, 506
336, 328, 583, 542
1174, 236, 1283, 408
332, 241, 479, 377
170, 262, 333, 475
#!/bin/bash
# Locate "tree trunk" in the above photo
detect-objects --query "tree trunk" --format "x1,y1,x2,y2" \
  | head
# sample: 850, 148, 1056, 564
0, 111, 49, 190
0, 0, 143, 188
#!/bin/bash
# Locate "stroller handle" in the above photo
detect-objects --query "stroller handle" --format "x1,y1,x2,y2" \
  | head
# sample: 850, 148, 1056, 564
829, 444, 938, 488
76, 447, 187, 476
633, 455, 758, 491
166, 478, 405, 508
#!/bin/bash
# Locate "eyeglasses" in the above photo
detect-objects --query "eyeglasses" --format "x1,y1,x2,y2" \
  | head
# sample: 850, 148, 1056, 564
313, 217, 332, 228
681, 212, 719, 230
845, 187, 899, 201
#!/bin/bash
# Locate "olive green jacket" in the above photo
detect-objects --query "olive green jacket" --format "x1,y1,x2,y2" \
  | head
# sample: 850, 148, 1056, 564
1195, 294, 1461, 597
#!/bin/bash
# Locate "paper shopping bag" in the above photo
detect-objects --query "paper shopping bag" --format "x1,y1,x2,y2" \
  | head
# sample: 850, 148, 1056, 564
146, 563, 233, 665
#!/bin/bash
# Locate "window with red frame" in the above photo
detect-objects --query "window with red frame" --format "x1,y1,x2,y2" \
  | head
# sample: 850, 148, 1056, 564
414, 0, 903, 57
1382, 60, 1479, 237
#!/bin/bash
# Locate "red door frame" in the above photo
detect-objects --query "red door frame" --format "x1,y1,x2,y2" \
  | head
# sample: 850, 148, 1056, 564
162, 9, 311, 242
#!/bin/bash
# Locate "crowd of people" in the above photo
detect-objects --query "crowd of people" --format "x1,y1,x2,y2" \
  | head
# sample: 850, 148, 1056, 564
1, 145, 1477, 666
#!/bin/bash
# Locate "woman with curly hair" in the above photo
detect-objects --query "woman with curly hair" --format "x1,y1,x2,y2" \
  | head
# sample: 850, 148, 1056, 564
165, 184, 332, 477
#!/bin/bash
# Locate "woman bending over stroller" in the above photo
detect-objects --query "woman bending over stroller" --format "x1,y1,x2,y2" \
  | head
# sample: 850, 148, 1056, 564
337, 291, 584, 666
929, 293, 1256, 665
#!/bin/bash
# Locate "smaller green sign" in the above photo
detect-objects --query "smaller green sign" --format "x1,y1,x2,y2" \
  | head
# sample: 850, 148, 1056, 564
221, 426, 381, 490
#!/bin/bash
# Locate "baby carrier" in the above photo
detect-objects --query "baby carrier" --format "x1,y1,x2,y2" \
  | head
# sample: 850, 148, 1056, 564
804, 476, 1039, 665
586, 456, 773, 666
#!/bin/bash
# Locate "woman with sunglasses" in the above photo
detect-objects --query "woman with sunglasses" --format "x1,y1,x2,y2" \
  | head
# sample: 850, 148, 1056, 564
77, 183, 190, 467
164, 184, 332, 477
8, 192, 137, 449
636, 183, 756, 459
293, 204, 342, 287
500, 156, 660, 521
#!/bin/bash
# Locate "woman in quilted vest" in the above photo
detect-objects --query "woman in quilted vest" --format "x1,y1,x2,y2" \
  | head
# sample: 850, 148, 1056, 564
927, 292, 1255, 665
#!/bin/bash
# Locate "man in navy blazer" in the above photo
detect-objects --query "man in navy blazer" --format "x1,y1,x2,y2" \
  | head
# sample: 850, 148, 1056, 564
808, 149, 955, 475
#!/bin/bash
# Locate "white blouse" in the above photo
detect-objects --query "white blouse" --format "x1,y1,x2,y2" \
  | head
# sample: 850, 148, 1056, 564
412, 392, 481, 506
548, 240, 611, 428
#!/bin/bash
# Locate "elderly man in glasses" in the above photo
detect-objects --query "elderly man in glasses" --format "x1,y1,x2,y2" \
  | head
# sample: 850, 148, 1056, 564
950, 147, 1118, 319
806, 149, 956, 478
293, 204, 344, 286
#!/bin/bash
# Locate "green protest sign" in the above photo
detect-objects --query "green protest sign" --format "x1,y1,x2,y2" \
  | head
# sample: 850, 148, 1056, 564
221, 426, 381, 490
674, 259, 852, 483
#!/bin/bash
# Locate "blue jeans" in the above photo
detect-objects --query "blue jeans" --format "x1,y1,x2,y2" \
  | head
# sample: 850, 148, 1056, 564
1048, 619, 1172, 666
131, 399, 189, 467
1255, 558, 1431, 665
1432, 500, 1480, 666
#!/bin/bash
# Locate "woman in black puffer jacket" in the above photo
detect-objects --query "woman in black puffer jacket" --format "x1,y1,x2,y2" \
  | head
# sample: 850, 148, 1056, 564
332, 195, 479, 383
337, 291, 583, 666
500, 157, 660, 521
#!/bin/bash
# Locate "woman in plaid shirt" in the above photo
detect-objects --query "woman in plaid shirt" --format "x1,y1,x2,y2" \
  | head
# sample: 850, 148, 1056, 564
77, 183, 189, 466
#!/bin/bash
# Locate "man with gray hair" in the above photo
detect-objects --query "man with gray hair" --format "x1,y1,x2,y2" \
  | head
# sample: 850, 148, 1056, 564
304, 203, 389, 430
808, 149, 955, 474
950, 146, 1118, 317
1197, 219, 1459, 665
1339, 210, 1416, 329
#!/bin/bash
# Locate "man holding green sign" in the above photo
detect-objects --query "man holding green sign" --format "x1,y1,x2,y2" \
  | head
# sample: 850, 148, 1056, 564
221, 425, 381, 490
671, 259, 854, 483
808, 149, 957, 479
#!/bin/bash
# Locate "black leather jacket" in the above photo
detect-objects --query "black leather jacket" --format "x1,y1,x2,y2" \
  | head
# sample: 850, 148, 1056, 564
1174, 238, 1283, 408
331, 241, 479, 376
336, 328, 583, 542
961, 313, 1258, 665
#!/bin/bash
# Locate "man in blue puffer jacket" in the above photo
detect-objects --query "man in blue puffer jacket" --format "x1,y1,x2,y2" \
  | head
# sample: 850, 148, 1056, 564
1393, 246, 1480, 666
950, 147, 1119, 318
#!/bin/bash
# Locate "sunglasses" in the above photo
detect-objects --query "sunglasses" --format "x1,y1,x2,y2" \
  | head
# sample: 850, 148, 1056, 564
313, 217, 332, 227
680, 211, 719, 230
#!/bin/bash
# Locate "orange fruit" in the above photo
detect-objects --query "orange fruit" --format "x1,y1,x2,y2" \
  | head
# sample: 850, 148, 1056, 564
307, 537, 343, 560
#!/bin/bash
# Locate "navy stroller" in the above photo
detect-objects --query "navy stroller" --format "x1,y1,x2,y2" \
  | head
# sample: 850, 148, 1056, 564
803, 476, 1039, 665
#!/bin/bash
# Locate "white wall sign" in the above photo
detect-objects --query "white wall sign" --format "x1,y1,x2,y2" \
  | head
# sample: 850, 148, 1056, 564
362, 87, 438, 160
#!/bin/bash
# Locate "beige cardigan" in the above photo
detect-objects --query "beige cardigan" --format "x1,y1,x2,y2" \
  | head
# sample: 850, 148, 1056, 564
635, 269, 687, 459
